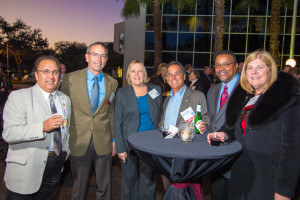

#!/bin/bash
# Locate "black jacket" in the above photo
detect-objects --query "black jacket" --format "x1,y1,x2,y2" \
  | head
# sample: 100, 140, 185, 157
220, 72, 300, 199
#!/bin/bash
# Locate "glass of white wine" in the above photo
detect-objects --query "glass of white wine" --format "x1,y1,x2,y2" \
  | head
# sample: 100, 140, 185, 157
62, 115, 68, 131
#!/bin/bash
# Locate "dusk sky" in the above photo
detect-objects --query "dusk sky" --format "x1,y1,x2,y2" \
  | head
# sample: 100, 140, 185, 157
0, 0, 125, 47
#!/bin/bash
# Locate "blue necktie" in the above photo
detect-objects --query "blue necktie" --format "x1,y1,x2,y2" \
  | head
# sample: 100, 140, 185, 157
91, 76, 99, 114
49, 94, 62, 156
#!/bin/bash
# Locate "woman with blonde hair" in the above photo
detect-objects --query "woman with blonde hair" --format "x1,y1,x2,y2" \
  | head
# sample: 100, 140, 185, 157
152, 63, 170, 98
114, 60, 162, 200
207, 50, 300, 200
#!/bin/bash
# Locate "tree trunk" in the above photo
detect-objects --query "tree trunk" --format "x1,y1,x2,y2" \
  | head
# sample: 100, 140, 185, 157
213, 0, 225, 60
269, 0, 281, 64
153, 0, 162, 73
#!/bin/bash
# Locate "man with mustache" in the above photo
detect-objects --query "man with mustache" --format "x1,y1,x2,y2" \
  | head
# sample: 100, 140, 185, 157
207, 50, 239, 200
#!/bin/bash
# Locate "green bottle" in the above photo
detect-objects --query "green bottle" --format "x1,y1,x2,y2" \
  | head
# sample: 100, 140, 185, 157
194, 104, 203, 134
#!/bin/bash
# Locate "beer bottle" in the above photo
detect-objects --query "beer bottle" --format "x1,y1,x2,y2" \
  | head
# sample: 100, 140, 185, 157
194, 104, 203, 134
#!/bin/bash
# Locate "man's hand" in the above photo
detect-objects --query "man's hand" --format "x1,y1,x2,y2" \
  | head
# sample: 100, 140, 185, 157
274, 193, 291, 200
207, 132, 228, 144
118, 152, 127, 164
43, 115, 64, 132
199, 122, 207, 133
112, 141, 116, 156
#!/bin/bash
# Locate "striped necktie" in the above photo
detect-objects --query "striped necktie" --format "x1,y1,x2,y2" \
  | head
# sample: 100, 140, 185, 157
49, 94, 62, 156
219, 85, 228, 112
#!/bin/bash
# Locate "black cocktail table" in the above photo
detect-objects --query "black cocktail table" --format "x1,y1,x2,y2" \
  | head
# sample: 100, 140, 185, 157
127, 130, 242, 199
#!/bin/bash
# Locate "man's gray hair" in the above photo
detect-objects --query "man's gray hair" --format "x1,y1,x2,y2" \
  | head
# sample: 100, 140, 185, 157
166, 61, 185, 74
86, 42, 108, 56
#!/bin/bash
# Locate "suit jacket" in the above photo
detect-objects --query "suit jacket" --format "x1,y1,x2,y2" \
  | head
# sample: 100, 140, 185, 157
190, 79, 204, 93
2, 84, 71, 194
151, 75, 170, 94
60, 68, 118, 156
207, 79, 240, 133
160, 87, 210, 129
199, 72, 213, 96
114, 84, 162, 153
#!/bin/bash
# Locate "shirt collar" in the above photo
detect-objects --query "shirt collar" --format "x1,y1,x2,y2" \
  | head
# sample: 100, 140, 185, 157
169, 85, 186, 97
87, 68, 103, 82
37, 84, 57, 101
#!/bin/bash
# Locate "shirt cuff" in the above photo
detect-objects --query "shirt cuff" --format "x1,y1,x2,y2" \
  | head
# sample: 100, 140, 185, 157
112, 138, 115, 142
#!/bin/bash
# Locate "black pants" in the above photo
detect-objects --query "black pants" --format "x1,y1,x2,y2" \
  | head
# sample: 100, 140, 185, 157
6, 151, 67, 200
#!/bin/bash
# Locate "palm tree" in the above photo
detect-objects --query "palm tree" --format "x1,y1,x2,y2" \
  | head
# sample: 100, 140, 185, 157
120, 0, 197, 71
213, 0, 225, 59
235, 0, 294, 64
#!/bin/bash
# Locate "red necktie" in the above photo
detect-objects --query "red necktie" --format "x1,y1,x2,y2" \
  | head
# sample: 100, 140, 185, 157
219, 85, 228, 111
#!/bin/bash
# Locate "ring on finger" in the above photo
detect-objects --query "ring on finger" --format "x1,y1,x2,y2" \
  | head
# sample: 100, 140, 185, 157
52, 123, 55, 126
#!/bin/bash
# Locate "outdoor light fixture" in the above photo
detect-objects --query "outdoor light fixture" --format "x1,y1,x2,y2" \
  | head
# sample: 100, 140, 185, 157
285, 59, 296, 68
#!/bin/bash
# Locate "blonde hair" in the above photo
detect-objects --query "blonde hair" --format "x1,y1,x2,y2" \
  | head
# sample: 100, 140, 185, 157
156, 63, 167, 76
126, 60, 148, 84
240, 50, 277, 94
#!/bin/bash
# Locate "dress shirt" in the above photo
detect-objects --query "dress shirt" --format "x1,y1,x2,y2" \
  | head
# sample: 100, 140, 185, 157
217, 73, 240, 111
163, 85, 187, 130
38, 86, 64, 152
189, 79, 198, 88
87, 68, 105, 107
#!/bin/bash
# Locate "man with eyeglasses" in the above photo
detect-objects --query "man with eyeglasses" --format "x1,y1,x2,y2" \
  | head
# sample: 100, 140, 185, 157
2, 55, 71, 199
207, 50, 239, 200
60, 42, 118, 200
160, 61, 210, 190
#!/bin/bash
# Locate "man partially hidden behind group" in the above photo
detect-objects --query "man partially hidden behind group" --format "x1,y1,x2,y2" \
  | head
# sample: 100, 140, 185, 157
2, 55, 71, 199
60, 42, 118, 200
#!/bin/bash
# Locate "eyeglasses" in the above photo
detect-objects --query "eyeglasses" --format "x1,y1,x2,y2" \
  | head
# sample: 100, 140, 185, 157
214, 62, 236, 69
88, 52, 108, 59
37, 69, 60, 75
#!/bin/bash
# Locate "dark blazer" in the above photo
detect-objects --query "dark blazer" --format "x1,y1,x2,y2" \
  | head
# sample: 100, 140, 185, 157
220, 73, 300, 199
151, 75, 170, 94
199, 71, 213, 96
160, 87, 210, 128
114, 84, 162, 153
190, 79, 204, 93
207, 78, 240, 132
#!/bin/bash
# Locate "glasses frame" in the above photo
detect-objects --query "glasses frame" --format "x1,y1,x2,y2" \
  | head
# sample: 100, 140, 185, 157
37, 69, 60, 75
213, 62, 236, 69
88, 52, 108, 59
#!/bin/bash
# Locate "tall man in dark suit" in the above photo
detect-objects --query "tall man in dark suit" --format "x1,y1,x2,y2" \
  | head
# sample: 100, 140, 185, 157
207, 50, 239, 200
160, 61, 210, 189
60, 42, 118, 200
3, 55, 71, 199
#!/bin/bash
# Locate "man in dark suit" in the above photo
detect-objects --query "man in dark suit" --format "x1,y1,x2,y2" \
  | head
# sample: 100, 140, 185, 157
207, 50, 240, 200
60, 42, 118, 200
199, 66, 215, 96
184, 63, 192, 86
3, 55, 71, 199
188, 70, 204, 93
160, 61, 210, 189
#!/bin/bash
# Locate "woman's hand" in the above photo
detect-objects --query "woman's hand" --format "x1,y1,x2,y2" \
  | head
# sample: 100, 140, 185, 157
207, 132, 228, 144
274, 193, 291, 200
118, 152, 127, 164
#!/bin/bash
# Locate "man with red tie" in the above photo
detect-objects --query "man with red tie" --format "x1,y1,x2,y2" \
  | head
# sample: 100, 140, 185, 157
207, 50, 239, 200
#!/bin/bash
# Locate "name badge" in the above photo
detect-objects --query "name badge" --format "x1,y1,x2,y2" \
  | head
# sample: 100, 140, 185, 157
107, 92, 115, 105
148, 88, 160, 99
180, 107, 196, 122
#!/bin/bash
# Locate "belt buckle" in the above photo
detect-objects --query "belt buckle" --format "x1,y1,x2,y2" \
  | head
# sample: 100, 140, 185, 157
48, 152, 55, 157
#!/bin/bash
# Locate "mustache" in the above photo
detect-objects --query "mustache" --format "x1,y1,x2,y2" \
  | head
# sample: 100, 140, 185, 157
217, 70, 228, 74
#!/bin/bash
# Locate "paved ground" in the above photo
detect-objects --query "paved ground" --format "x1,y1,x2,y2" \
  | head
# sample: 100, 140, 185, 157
0, 156, 166, 200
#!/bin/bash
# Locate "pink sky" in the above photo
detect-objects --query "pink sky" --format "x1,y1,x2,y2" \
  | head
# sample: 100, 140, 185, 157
0, 0, 125, 47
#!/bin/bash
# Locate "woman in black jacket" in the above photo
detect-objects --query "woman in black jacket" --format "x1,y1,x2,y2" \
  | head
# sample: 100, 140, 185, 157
207, 50, 300, 200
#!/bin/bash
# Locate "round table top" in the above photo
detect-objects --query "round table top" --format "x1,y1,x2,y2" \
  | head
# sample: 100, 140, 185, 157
128, 130, 242, 160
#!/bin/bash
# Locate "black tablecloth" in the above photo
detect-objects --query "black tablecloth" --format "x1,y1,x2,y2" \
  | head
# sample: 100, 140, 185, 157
127, 130, 242, 183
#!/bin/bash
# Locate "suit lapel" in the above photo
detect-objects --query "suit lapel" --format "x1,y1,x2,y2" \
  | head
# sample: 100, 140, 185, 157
176, 87, 191, 125
78, 68, 93, 114
147, 84, 155, 120
32, 84, 50, 118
